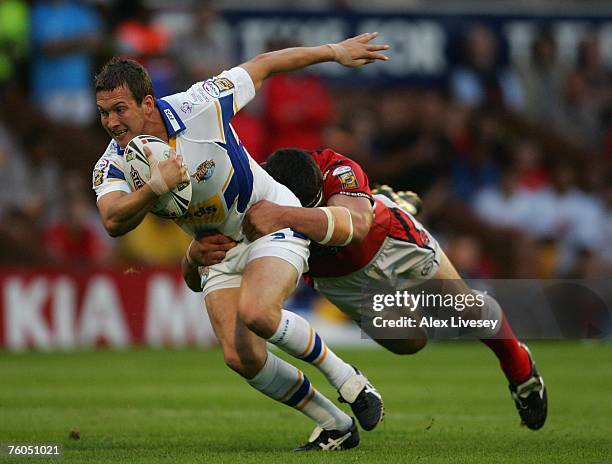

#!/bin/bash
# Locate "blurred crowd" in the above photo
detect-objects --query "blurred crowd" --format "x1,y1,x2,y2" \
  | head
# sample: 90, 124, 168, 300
1, 0, 612, 279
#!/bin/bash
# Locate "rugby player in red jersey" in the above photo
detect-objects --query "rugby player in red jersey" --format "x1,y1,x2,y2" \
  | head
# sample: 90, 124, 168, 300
188, 147, 547, 431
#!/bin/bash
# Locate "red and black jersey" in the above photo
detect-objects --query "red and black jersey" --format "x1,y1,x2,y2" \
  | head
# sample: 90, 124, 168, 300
306, 149, 429, 279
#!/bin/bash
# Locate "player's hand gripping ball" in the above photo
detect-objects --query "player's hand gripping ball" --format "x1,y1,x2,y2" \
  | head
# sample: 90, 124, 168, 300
123, 135, 192, 219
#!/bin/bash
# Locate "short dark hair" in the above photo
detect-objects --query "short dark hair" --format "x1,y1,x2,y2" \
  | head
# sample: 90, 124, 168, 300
94, 57, 154, 104
264, 148, 323, 207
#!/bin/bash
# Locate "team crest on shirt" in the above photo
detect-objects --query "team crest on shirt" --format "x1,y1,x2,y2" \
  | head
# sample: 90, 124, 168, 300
193, 159, 216, 183
332, 165, 352, 176
337, 169, 358, 189
130, 165, 145, 190
203, 77, 234, 98
213, 77, 234, 92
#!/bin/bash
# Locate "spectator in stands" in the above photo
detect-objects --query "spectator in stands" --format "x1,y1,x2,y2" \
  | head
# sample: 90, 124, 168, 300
512, 139, 550, 191
597, 177, 612, 271
113, 0, 176, 96
516, 30, 567, 126
472, 164, 540, 233
0, 0, 28, 95
30, 0, 103, 126
0, 123, 31, 217
262, 38, 334, 155
43, 171, 109, 265
554, 70, 603, 151
537, 163, 603, 274
451, 111, 504, 201
450, 24, 523, 110
171, 0, 234, 88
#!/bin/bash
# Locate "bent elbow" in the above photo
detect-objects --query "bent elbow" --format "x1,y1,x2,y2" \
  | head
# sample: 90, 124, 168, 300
104, 220, 124, 238
350, 227, 368, 245
349, 213, 373, 244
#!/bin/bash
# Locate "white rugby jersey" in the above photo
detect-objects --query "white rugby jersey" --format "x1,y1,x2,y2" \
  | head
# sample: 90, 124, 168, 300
92, 67, 300, 240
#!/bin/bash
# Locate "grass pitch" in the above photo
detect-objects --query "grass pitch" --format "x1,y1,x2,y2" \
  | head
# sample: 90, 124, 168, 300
1, 342, 611, 463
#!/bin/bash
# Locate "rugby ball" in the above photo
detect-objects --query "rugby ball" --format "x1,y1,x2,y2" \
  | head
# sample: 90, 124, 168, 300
123, 135, 192, 219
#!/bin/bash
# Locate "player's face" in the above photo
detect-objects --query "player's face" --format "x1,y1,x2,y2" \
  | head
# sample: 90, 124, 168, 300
96, 84, 152, 148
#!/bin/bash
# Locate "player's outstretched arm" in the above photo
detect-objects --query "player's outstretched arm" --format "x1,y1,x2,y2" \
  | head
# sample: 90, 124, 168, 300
240, 32, 390, 90
97, 149, 189, 237
243, 195, 373, 245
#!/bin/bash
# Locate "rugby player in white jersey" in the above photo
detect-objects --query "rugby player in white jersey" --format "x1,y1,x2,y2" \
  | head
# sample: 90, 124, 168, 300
192, 147, 548, 432
92, 33, 388, 451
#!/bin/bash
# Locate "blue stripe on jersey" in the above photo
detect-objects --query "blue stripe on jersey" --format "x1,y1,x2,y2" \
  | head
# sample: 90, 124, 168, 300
223, 170, 239, 209
108, 164, 126, 180
219, 94, 253, 213
302, 334, 323, 363
285, 376, 311, 407
156, 98, 186, 136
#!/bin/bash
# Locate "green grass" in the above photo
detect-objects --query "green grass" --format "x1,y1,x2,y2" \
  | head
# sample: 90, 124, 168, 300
1, 342, 611, 463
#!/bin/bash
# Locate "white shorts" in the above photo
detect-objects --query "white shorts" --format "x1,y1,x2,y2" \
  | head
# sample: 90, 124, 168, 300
200, 228, 310, 298
313, 226, 441, 321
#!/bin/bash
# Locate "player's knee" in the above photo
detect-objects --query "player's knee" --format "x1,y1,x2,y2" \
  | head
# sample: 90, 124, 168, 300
238, 299, 279, 339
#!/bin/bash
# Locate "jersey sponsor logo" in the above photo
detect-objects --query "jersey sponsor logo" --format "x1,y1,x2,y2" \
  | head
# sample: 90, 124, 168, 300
338, 169, 358, 189
130, 165, 146, 190
125, 151, 135, 162
193, 159, 216, 183
338, 191, 370, 199
177, 194, 225, 224
180, 101, 193, 114
203, 80, 220, 98
164, 108, 182, 132
203, 77, 235, 98
332, 165, 352, 176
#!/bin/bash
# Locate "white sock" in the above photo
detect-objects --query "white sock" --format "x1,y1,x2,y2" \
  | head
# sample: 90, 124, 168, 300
248, 352, 353, 431
268, 309, 354, 389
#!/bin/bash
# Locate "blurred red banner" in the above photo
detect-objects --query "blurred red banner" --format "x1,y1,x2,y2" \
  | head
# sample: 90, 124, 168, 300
0, 267, 215, 351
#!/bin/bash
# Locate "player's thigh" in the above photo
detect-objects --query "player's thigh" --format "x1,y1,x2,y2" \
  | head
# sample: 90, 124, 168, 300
427, 250, 482, 320
241, 256, 298, 308
205, 287, 267, 369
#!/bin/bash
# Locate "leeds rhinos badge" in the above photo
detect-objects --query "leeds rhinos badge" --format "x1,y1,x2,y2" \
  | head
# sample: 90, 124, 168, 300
193, 160, 216, 183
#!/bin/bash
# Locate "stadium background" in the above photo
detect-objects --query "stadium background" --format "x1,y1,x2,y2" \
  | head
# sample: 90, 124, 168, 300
0, 1, 611, 462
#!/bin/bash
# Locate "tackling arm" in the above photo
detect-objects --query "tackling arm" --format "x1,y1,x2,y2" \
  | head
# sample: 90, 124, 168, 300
239, 32, 389, 91
243, 195, 373, 246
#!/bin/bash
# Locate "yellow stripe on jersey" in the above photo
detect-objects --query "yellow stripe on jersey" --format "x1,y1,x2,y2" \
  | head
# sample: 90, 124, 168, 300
222, 166, 234, 192
213, 100, 225, 143
233, 93, 238, 114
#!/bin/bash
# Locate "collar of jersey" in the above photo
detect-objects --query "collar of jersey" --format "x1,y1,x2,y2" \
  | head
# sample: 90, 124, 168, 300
112, 99, 185, 155
156, 98, 186, 137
